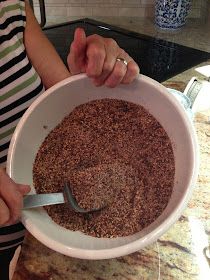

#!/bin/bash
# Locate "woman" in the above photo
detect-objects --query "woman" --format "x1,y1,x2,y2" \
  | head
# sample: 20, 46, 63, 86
0, 0, 139, 279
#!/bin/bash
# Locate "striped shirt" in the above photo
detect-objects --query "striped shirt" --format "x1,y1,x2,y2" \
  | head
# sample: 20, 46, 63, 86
0, 0, 44, 167
0, 0, 44, 250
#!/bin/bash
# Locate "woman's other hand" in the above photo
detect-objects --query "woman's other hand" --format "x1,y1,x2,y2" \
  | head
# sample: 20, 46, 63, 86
0, 169, 30, 226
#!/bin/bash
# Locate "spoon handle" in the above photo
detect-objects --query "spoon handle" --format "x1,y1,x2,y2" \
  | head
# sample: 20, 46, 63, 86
23, 193, 64, 209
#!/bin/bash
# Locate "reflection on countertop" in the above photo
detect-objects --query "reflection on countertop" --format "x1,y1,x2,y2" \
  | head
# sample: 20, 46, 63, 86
13, 17, 210, 280
84, 16, 210, 53
45, 15, 210, 52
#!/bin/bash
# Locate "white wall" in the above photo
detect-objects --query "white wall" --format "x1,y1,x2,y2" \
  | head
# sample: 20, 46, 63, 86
32, 0, 208, 25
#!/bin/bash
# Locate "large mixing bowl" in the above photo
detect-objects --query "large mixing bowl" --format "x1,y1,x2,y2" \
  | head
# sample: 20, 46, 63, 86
7, 74, 199, 259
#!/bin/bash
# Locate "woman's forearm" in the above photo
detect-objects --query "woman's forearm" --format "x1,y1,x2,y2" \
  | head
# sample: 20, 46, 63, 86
24, 1, 71, 89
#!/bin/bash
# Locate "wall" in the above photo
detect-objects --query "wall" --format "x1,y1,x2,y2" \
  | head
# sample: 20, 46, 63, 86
32, 0, 209, 25
189, 0, 208, 18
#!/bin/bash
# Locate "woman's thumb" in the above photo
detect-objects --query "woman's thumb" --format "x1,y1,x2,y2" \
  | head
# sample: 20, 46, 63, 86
18, 184, 31, 195
68, 27, 87, 74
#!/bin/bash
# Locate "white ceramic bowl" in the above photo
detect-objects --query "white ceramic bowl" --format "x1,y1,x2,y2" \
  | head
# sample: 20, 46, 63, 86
7, 74, 199, 260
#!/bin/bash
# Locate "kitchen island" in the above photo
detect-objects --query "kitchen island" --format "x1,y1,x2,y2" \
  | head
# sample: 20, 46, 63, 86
13, 16, 210, 280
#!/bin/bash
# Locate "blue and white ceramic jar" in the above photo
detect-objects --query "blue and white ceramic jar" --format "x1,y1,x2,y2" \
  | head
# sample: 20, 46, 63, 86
155, 0, 191, 30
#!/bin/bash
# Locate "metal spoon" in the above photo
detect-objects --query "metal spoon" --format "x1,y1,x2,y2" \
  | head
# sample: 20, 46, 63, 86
23, 181, 104, 213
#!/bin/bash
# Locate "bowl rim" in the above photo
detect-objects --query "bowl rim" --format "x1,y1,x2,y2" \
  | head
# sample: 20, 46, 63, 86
7, 73, 199, 259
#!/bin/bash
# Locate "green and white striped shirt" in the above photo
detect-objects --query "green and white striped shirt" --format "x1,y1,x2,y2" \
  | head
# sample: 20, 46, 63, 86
0, 0, 44, 168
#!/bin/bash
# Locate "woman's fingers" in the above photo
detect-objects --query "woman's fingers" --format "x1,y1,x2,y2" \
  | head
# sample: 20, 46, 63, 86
85, 37, 139, 87
85, 34, 106, 78
121, 60, 140, 84
90, 38, 119, 86
7, 184, 31, 224
99, 48, 139, 88
104, 59, 140, 88
3, 189, 23, 225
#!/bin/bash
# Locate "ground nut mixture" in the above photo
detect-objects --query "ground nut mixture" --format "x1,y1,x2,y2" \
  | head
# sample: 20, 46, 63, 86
33, 99, 175, 238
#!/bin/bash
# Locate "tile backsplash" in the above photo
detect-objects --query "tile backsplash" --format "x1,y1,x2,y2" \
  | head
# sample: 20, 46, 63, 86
32, 0, 209, 25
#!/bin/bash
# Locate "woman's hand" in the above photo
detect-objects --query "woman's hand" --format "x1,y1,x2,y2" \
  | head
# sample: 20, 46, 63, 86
0, 169, 30, 226
67, 28, 140, 88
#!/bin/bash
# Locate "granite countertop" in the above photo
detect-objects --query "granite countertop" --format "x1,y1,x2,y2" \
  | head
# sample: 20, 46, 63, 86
46, 15, 210, 53
13, 17, 210, 280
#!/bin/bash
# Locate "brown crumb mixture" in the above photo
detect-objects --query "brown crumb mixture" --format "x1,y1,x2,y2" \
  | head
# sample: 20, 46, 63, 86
33, 99, 175, 238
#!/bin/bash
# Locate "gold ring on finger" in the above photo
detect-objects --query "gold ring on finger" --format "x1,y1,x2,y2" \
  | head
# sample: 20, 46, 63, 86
116, 58, 128, 67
